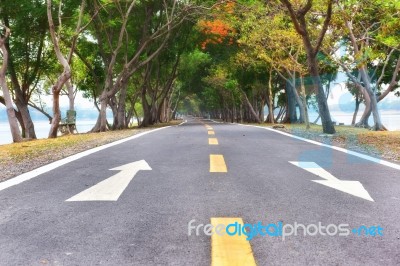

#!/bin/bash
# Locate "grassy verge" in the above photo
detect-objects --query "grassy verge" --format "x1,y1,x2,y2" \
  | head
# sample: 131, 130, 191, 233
247, 123, 400, 162
0, 120, 182, 181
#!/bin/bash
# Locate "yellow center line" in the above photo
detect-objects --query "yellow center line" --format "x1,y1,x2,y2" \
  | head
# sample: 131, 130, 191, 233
211, 217, 257, 266
210, 154, 227, 173
208, 131, 215, 135
209, 138, 219, 145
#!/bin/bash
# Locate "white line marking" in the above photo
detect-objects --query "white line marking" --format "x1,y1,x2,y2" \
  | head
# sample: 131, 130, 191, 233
66, 160, 151, 201
177, 120, 187, 126
240, 124, 400, 171
289, 161, 374, 202
0, 127, 170, 192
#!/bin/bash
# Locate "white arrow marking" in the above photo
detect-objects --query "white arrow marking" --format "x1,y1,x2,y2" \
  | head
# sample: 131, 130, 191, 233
289, 161, 374, 202
66, 160, 152, 202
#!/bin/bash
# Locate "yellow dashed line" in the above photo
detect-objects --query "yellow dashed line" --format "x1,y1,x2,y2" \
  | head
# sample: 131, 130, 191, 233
204, 123, 213, 130
208, 131, 215, 135
211, 217, 257, 266
209, 138, 219, 145
210, 154, 227, 173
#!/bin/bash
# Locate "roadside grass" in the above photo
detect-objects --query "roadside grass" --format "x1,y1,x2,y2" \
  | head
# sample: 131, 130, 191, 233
0, 131, 133, 163
1, 120, 182, 162
0, 120, 182, 181
245, 123, 400, 162
357, 131, 400, 161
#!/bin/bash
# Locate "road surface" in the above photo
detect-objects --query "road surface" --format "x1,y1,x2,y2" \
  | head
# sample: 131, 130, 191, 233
0, 117, 399, 265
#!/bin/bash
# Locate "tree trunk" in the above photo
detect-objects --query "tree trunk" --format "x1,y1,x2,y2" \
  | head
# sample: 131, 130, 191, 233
242, 90, 261, 123
300, 75, 310, 129
159, 98, 168, 123
66, 80, 75, 111
47, 0, 73, 138
141, 92, 154, 127
99, 94, 108, 131
352, 93, 360, 126
289, 73, 305, 123
115, 83, 128, 129
0, 28, 23, 143
14, 108, 25, 137
367, 89, 384, 130
359, 72, 384, 130
308, 56, 335, 133
293, 85, 306, 123
141, 105, 152, 126
276, 106, 283, 123
281, 103, 290, 123
4, 19, 38, 140
132, 106, 141, 126
91, 113, 101, 133
125, 106, 134, 127
48, 89, 61, 138
259, 97, 265, 122
15, 101, 36, 139
2, 88, 22, 143
286, 84, 298, 123
353, 71, 379, 129
343, 18, 385, 130
280, 0, 335, 133
267, 69, 274, 124
65, 80, 76, 133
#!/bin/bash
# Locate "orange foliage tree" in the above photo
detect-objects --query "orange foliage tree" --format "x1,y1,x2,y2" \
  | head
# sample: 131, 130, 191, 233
197, 2, 235, 50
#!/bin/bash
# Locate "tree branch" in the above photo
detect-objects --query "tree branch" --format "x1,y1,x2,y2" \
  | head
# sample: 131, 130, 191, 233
279, 0, 305, 36
298, 0, 312, 17
313, 0, 333, 56
376, 49, 395, 85
378, 56, 400, 101
28, 102, 53, 123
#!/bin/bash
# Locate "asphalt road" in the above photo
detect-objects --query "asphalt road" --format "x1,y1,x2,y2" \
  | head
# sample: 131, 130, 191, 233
0, 117, 399, 265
